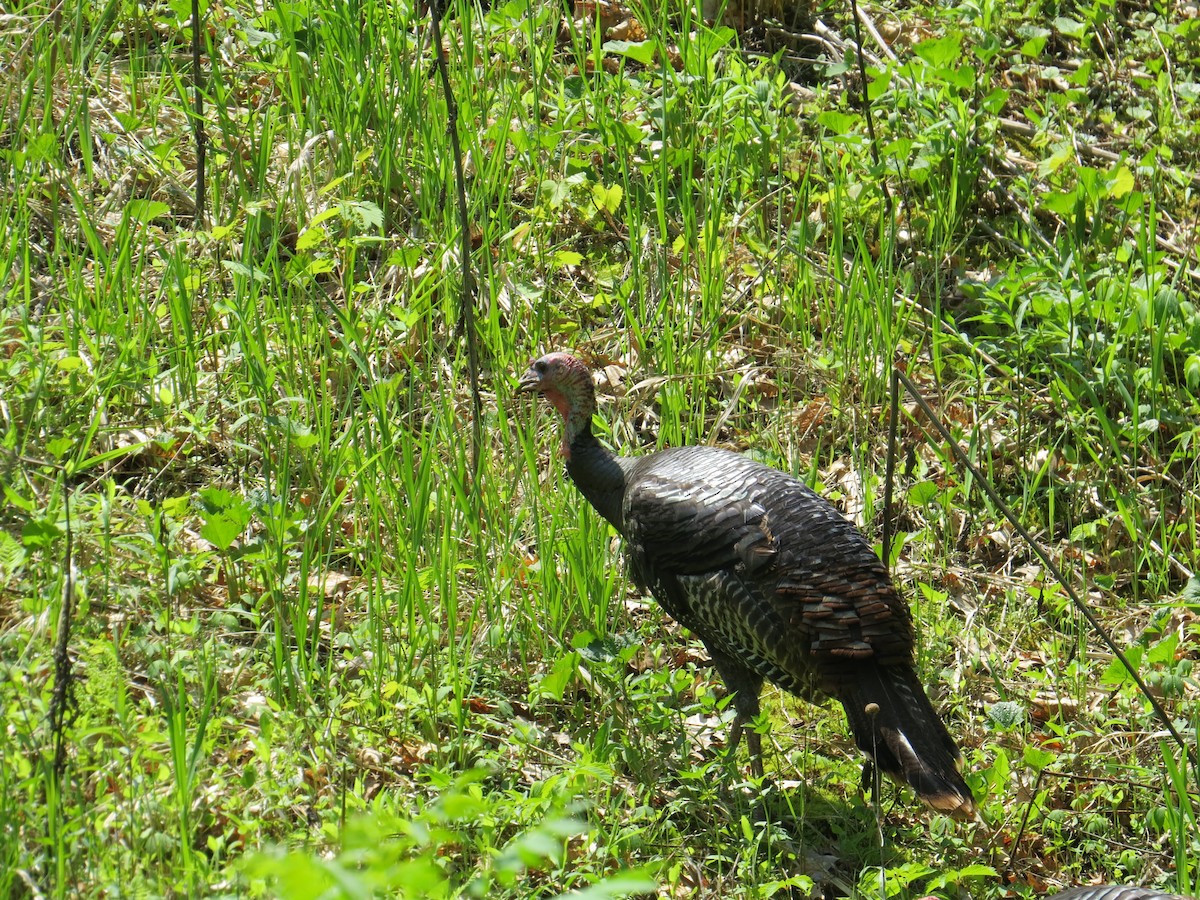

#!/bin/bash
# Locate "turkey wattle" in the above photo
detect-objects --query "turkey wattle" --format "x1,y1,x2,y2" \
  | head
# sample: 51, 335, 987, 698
518, 352, 975, 817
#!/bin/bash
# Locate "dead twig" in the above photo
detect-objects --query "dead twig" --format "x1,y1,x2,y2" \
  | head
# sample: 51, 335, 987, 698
427, 0, 483, 479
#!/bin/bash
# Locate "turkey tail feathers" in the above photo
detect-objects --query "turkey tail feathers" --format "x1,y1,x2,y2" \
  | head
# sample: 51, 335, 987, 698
839, 666, 975, 819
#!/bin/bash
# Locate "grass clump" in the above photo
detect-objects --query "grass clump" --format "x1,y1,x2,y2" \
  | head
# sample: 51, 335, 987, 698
1, 0, 1198, 895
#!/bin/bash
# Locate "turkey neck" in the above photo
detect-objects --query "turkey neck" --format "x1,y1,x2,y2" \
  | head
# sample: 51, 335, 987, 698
565, 427, 630, 534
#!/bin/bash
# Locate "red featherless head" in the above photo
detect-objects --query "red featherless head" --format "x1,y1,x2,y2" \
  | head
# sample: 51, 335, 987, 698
517, 352, 597, 455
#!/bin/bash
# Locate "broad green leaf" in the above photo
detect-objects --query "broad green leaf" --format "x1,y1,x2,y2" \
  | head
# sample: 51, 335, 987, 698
491, 0, 529, 21
1077, 165, 1104, 200
1183, 574, 1200, 601
540, 179, 570, 210
987, 701, 1024, 729
918, 582, 948, 604
318, 173, 348, 195
570, 630, 598, 650
0, 532, 27, 578
1067, 59, 1093, 85
1146, 633, 1179, 665
23, 132, 58, 165
1041, 188, 1080, 217
22, 518, 62, 548
304, 256, 335, 277
553, 250, 584, 268
1106, 165, 1135, 198
907, 480, 939, 505
1185, 354, 1200, 392
603, 40, 656, 65
1100, 645, 1144, 685
554, 871, 659, 899
198, 488, 252, 550
925, 865, 999, 890
591, 182, 623, 215
1053, 15, 1087, 38
913, 33, 962, 67
866, 67, 892, 100
439, 791, 487, 819
759, 875, 815, 897
1021, 34, 1047, 56
816, 111, 859, 134
162, 495, 191, 519
881, 138, 913, 160
694, 25, 734, 58
616, 119, 647, 144
536, 651, 580, 700
1115, 189, 1147, 214
981, 87, 1009, 113
387, 246, 422, 268
309, 206, 342, 227
126, 199, 171, 223
296, 225, 328, 251
221, 259, 269, 282
1037, 143, 1076, 178
269, 416, 319, 448
955, 865, 1000, 878
1022, 745, 1056, 770
244, 852, 340, 900
343, 200, 383, 230
940, 64, 975, 90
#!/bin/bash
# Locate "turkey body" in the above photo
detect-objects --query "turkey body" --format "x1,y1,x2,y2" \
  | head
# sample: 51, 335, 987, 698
520, 353, 975, 817
1042, 889, 1188, 900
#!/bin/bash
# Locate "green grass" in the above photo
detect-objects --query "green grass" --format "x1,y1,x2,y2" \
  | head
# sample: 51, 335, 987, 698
2, 0, 1199, 895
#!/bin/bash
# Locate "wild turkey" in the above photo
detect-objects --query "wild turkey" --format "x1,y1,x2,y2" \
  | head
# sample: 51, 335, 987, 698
1044, 889, 1190, 900
518, 352, 975, 817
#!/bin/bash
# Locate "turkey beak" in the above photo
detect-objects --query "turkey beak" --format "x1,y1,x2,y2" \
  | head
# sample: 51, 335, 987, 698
517, 366, 543, 394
